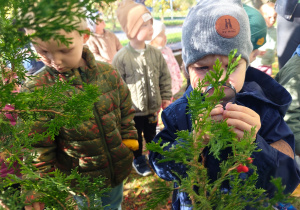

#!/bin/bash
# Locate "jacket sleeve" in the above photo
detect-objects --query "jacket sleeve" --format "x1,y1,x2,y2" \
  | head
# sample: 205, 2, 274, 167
250, 107, 300, 196
87, 38, 109, 63
20, 85, 57, 174
115, 69, 138, 140
149, 107, 188, 181
252, 134, 300, 196
282, 76, 300, 155
27, 117, 57, 173
158, 52, 172, 100
112, 54, 126, 81
114, 35, 123, 52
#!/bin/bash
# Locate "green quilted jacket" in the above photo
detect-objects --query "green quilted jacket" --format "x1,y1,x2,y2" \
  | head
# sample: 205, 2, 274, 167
21, 47, 137, 187
275, 54, 300, 155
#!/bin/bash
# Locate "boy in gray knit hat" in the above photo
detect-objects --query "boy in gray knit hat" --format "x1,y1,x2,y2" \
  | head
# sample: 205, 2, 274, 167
149, 0, 300, 209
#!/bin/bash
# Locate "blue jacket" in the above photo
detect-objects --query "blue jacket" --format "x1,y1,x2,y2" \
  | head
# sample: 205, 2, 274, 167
149, 67, 300, 209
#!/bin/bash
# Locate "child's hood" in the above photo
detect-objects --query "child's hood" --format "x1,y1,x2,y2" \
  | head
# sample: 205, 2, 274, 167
241, 66, 291, 116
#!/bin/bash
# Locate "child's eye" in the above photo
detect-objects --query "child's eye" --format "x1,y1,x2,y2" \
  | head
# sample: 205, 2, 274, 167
37, 48, 47, 54
193, 66, 210, 71
40, 50, 48, 54
60, 48, 72, 53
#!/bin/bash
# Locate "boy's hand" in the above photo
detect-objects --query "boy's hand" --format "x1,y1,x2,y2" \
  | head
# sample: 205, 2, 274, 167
193, 104, 224, 147
162, 100, 171, 110
25, 202, 45, 210
122, 139, 139, 151
24, 191, 44, 210
223, 103, 261, 140
259, 50, 267, 56
210, 104, 224, 122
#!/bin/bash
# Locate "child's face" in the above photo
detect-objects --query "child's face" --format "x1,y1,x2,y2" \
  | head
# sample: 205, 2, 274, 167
263, 7, 277, 27
136, 19, 153, 41
152, 30, 167, 48
95, 20, 105, 34
33, 30, 89, 73
188, 55, 247, 93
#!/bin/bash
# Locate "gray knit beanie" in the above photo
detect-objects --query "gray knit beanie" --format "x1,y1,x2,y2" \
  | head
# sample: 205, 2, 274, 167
182, 0, 253, 73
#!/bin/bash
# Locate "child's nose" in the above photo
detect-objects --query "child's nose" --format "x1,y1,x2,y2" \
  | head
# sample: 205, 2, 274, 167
270, 17, 275, 23
50, 54, 62, 66
219, 64, 228, 81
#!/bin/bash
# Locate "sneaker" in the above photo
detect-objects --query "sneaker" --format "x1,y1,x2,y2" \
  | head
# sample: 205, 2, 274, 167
132, 155, 152, 176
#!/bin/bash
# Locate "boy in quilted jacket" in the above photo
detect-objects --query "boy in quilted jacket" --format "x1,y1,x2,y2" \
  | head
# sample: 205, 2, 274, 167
113, 0, 172, 177
22, 13, 138, 210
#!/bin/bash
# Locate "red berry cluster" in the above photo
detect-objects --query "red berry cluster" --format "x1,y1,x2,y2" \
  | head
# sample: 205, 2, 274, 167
236, 157, 253, 173
237, 164, 249, 173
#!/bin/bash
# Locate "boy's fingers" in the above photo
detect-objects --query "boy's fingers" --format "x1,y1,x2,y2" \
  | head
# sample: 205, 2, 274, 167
233, 128, 256, 141
223, 107, 260, 128
232, 128, 245, 139
224, 111, 255, 125
227, 118, 253, 131
226, 117, 260, 138
33, 202, 43, 210
210, 105, 224, 116
211, 114, 223, 122
25, 202, 44, 210
225, 103, 258, 118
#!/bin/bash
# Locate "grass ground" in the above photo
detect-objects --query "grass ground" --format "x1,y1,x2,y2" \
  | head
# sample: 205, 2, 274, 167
272, 57, 279, 78
121, 167, 172, 210
107, 18, 183, 46
119, 29, 182, 46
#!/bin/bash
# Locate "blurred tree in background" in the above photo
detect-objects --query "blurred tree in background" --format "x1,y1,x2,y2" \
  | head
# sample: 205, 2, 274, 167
242, 0, 277, 9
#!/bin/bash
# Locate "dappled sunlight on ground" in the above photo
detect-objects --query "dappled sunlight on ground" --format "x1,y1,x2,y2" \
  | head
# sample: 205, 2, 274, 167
292, 185, 300, 198
122, 168, 172, 210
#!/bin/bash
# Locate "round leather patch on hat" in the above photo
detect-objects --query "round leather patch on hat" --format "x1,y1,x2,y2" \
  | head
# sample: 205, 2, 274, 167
215, 15, 240, 38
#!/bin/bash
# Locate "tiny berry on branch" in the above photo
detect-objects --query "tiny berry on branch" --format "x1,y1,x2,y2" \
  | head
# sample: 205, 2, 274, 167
247, 157, 253, 164
237, 164, 249, 173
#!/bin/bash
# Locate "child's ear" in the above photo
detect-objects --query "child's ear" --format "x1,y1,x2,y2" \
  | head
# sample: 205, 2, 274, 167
83, 28, 90, 44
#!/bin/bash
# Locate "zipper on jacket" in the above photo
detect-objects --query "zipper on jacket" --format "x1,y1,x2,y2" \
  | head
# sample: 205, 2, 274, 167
93, 105, 115, 183
141, 52, 151, 113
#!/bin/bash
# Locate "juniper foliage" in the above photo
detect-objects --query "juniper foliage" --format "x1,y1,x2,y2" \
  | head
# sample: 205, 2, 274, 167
146, 50, 293, 209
